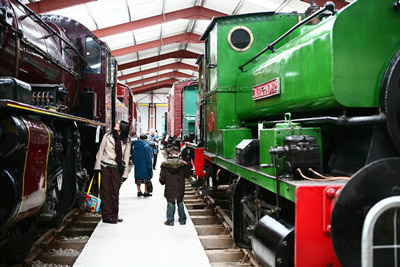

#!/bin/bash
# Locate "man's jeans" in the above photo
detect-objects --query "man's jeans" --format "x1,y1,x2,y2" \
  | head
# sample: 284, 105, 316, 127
166, 200, 186, 225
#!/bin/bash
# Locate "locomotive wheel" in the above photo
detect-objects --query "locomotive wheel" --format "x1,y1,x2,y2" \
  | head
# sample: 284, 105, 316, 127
49, 168, 67, 225
331, 158, 400, 267
0, 215, 38, 265
381, 49, 400, 153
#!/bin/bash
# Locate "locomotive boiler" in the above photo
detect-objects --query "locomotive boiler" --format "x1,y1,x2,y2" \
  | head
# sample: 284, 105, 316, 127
196, 0, 400, 266
0, 0, 125, 264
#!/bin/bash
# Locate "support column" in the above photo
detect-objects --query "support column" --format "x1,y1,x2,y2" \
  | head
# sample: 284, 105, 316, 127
150, 92, 154, 129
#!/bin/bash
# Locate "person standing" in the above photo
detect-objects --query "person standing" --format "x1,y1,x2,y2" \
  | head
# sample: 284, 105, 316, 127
94, 121, 131, 224
132, 134, 153, 197
159, 150, 191, 226
148, 128, 159, 170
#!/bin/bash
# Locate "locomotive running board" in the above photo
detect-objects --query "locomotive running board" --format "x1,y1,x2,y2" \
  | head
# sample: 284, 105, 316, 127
0, 99, 105, 127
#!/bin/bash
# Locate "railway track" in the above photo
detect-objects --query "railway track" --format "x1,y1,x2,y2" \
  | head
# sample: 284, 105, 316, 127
23, 209, 100, 267
184, 181, 262, 267
19, 175, 260, 266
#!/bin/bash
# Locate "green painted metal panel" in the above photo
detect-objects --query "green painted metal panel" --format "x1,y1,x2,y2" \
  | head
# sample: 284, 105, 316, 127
217, 128, 252, 158
205, 152, 296, 202
259, 126, 322, 176
205, 91, 241, 155
235, 0, 400, 121
332, 0, 400, 107
211, 13, 303, 91
236, 17, 337, 120
204, 13, 304, 155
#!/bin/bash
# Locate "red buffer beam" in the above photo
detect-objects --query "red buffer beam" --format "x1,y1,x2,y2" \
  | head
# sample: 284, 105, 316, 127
118, 50, 200, 71
112, 33, 202, 57
131, 79, 178, 94
118, 62, 197, 81
27, 0, 97, 14
93, 6, 227, 38
127, 71, 192, 87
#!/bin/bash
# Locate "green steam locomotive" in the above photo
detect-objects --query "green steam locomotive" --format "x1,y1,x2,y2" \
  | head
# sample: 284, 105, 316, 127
195, 0, 400, 265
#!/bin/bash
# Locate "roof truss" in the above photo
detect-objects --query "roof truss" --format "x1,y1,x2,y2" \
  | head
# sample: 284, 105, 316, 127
118, 50, 199, 71
131, 79, 179, 94
94, 6, 227, 38
127, 71, 192, 87
112, 33, 202, 57
300, 0, 349, 9
119, 62, 197, 81
27, 0, 97, 14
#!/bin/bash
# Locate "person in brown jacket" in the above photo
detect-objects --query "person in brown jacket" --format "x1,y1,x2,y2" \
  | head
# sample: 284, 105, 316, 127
159, 150, 191, 226
94, 121, 131, 224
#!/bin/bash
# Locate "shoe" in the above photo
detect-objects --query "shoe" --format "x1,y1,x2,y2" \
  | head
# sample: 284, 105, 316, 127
179, 222, 186, 225
153, 167, 156, 170
117, 218, 123, 223
103, 218, 117, 224
143, 192, 152, 197
137, 192, 143, 197
164, 221, 174, 226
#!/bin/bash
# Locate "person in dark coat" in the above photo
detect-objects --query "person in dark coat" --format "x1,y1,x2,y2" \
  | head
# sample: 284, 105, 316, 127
94, 121, 131, 224
132, 134, 153, 197
147, 128, 159, 170
159, 150, 191, 226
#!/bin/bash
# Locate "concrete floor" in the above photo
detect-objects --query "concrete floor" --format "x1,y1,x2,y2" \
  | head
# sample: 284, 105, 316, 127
73, 155, 210, 267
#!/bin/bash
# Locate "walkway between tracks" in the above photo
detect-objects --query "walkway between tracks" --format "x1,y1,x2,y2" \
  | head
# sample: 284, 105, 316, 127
74, 155, 210, 267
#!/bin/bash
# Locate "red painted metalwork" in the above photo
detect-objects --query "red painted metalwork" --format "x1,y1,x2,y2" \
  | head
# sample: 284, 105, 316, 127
295, 185, 343, 267
93, 6, 227, 38
119, 62, 197, 81
208, 112, 214, 132
194, 147, 205, 177
117, 82, 130, 107
3, 1, 114, 128
27, 0, 96, 14
112, 33, 202, 57
127, 71, 193, 87
19, 117, 50, 215
117, 82, 139, 136
118, 50, 200, 71
301, 0, 349, 9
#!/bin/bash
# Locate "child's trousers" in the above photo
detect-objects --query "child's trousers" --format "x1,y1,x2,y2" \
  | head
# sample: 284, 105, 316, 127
166, 200, 187, 225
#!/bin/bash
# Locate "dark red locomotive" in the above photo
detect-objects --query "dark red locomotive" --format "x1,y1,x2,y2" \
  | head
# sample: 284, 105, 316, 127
0, 0, 125, 264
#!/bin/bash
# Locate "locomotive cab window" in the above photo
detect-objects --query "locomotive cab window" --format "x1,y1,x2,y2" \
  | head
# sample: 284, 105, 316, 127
86, 37, 101, 74
228, 26, 253, 52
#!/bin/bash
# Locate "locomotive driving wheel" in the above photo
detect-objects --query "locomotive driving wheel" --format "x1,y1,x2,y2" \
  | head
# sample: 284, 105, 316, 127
381, 49, 400, 154
331, 158, 400, 267
0, 215, 39, 264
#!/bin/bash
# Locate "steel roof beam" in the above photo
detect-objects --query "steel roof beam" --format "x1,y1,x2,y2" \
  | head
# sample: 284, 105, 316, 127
300, 0, 348, 9
118, 50, 200, 71
93, 6, 226, 38
127, 71, 192, 87
131, 79, 178, 94
119, 62, 197, 81
27, 0, 97, 14
112, 33, 202, 57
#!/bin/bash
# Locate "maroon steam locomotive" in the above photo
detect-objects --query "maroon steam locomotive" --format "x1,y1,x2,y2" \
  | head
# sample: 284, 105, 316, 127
0, 0, 126, 264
